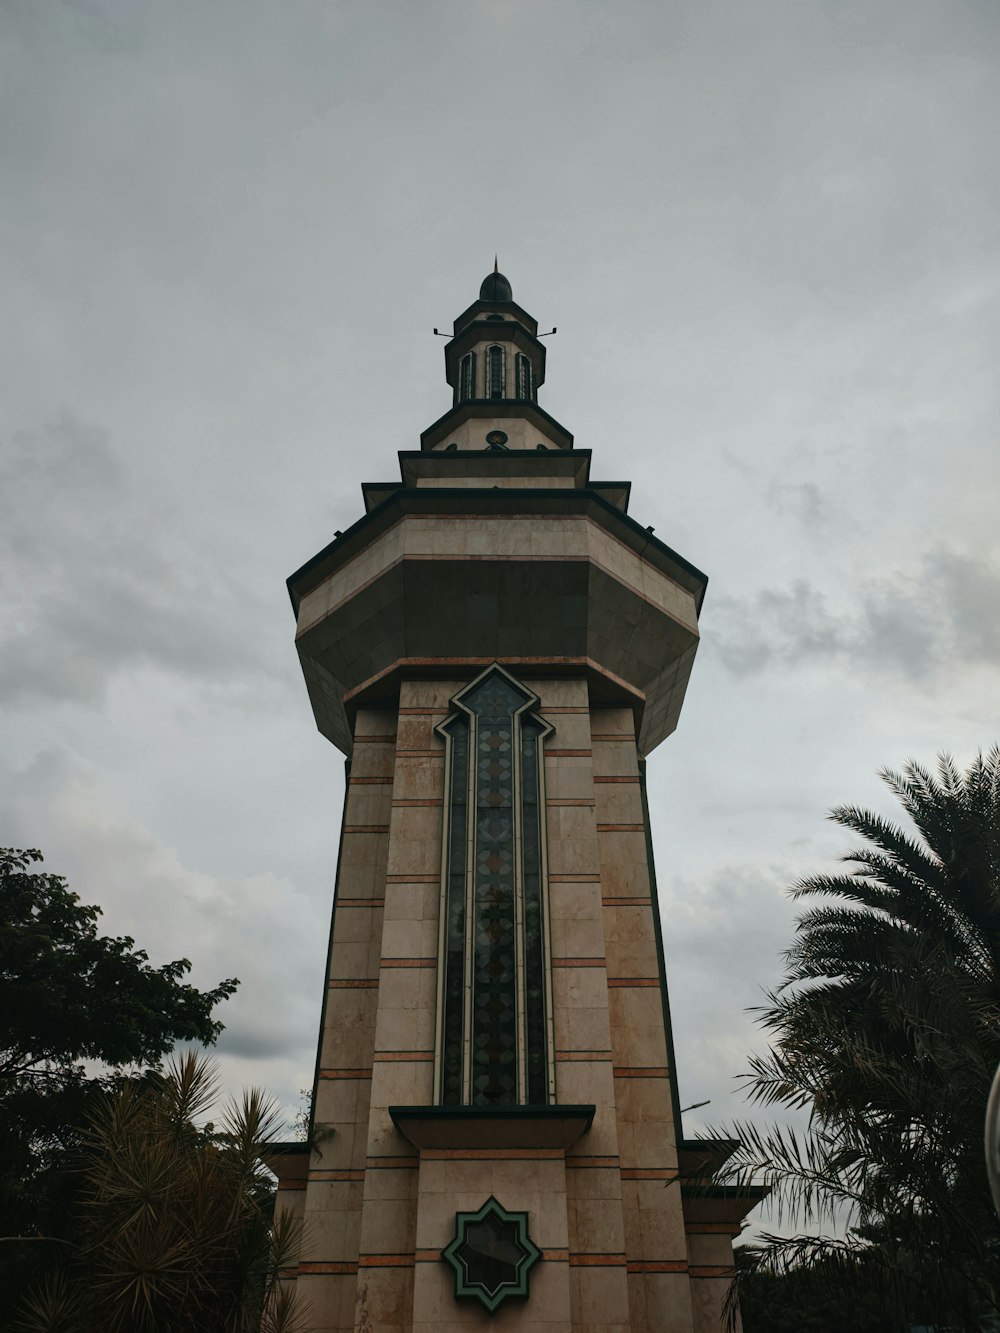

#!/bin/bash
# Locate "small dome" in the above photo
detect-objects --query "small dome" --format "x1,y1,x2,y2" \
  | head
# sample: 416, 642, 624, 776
479, 270, 513, 303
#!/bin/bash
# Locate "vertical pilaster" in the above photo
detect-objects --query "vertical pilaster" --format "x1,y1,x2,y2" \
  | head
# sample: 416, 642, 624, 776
594, 706, 696, 1333
532, 681, 633, 1333
353, 681, 455, 1329
687, 1231, 744, 1333
299, 708, 395, 1333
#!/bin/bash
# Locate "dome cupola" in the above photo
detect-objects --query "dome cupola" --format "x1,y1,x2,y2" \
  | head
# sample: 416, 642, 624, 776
479, 265, 513, 304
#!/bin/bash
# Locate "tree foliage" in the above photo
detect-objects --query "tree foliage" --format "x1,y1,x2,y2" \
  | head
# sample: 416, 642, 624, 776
0, 848, 239, 1307
1, 848, 237, 1081
721, 750, 1000, 1327
12, 1053, 304, 1333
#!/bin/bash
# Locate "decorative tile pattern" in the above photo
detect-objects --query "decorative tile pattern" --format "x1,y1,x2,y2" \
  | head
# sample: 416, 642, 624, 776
468, 672, 523, 1105
437, 666, 552, 1106
440, 715, 468, 1105
441, 1195, 541, 1314
521, 715, 548, 1105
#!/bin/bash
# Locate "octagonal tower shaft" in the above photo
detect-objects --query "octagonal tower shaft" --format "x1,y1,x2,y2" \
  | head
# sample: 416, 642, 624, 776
275, 273, 759, 1333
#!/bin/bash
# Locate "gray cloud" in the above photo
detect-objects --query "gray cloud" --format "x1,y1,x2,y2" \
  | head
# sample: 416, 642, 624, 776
710, 549, 1000, 683
659, 862, 800, 1130
2, 0, 998, 1142
2, 745, 325, 1114
0, 414, 277, 706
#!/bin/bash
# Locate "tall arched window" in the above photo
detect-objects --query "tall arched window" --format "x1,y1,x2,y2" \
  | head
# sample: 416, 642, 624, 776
435, 666, 555, 1106
516, 353, 533, 401
458, 352, 476, 403
486, 344, 505, 400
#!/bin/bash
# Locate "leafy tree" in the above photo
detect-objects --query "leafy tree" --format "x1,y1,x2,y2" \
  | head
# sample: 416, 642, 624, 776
0, 848, 238, 1303
721, 750, 1000, 1328
13, 1053, 304, 1333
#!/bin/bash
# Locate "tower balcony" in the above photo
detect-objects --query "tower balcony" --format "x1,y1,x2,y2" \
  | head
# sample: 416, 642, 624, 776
288, 483, 706, 757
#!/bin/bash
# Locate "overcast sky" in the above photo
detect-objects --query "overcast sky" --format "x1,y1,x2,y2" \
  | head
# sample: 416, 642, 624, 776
3, 0, 999, 1204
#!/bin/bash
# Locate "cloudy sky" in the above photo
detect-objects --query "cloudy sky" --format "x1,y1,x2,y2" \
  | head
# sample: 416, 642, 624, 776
3, 0, 999, 1187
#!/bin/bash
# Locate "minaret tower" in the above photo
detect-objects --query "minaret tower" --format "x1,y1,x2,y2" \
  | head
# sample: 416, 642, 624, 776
273, 271, 762, 1332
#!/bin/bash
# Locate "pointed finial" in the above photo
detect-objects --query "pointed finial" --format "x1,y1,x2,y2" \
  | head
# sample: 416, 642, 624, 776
494, 255, 499, 273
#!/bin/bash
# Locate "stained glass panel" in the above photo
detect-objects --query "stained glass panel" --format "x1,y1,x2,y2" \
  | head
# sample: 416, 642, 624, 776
521, 716, 548, 1104
438, 668, 551, 1107
441, 715, 468, 1104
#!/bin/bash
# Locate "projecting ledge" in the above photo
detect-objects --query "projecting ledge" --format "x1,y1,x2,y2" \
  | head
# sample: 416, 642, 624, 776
389, 1104, 596, 1151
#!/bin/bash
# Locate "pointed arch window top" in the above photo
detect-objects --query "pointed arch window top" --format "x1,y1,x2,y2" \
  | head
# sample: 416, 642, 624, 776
516, 352, 534, 402
486, 344, 506, 400
458, 351, 476, 404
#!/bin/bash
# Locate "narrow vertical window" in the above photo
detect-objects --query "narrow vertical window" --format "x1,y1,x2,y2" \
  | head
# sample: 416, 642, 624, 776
516, 353, 533, 401
486, 345, 505, 400
435, 666, 554, 1106
458, 351, 476, 403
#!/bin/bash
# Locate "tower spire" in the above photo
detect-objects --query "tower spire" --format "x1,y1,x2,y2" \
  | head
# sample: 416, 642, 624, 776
493, 254, 498, 273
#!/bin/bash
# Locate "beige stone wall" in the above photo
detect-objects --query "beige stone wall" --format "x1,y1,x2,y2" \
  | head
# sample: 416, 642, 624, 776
592, 705, 696, 1333
427, 414, 568, 452
520, 678, 631, 1332
350, 680, 461, 1329
295, 516, 698, 643
414, 472, 576, 489
412, 1153, 572, 1332
687, 1231, 742, 1333
297, 708, 395, 1333
293, 678, 722, 1330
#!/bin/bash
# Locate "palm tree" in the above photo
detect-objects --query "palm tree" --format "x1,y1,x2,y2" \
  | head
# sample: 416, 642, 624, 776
13, 1052, 305, 1333
721, 749, 1000, 1329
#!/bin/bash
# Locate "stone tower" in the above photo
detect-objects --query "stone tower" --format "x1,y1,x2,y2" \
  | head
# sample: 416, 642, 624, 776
271, 270, 762, 1332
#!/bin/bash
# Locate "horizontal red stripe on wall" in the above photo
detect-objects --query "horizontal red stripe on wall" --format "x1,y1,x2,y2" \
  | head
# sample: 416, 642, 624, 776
627, 1260, 689, 1274
421, 1147, 564, 1161
555, 1050, 612, 1061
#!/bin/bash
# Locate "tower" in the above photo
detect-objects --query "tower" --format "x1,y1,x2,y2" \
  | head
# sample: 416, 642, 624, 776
272, 270, 762, 1331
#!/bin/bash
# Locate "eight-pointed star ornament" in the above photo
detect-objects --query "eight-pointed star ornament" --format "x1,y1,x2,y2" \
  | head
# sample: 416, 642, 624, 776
441, 1195, 541, 1314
